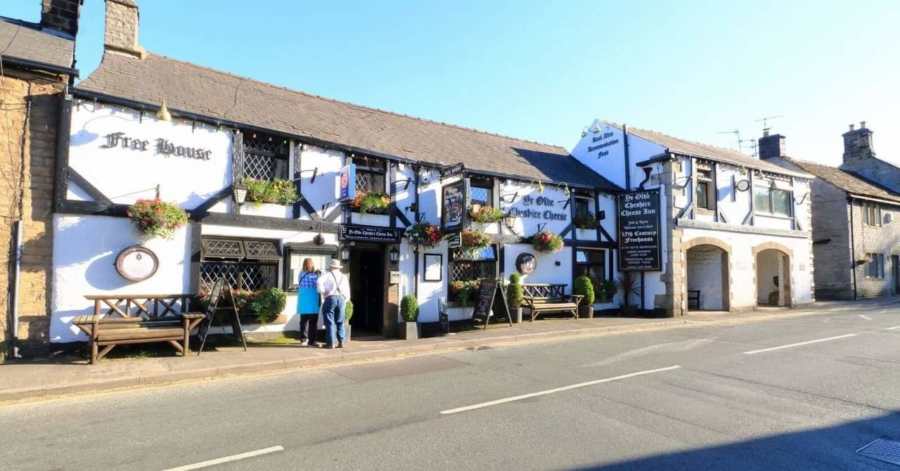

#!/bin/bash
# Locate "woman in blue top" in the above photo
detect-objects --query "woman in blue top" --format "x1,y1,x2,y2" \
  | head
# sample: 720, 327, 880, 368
296, 258, 320, 347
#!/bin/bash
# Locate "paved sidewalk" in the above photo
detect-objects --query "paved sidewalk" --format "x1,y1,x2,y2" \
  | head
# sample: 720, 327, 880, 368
1, 298, 896, 405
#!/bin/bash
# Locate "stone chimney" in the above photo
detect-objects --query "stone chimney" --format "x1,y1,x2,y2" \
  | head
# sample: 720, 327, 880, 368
104, 0, 145, 59
758, 130, 786, 160
41, 0, 83, 37
842, 121, 875, 163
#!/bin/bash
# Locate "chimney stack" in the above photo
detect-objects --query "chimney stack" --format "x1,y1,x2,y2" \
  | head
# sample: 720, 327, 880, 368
104, 0, 145, 59
842, 121, 875, 163
41, 0, 83, 37
758, 130, 786, 160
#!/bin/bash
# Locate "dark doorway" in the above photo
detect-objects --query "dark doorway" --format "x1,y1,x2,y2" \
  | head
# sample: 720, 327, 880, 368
893, 255, 899, 295
348, 246, 385, 336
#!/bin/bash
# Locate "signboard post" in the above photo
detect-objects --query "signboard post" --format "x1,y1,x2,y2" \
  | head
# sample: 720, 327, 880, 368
617, 189, 661, 271
471, 279, 512, 329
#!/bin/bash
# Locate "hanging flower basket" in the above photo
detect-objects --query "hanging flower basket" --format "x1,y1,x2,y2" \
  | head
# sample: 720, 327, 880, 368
530, 229, 563, 253
406, 222, 442, 247
469, 204, 504, 224
461, 228, 491, 250
127, 198, 188, 239
350, 191, 391, 214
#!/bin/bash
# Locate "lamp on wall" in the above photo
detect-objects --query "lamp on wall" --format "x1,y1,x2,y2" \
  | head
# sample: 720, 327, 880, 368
340, 246, 351, 262
389, 246, 400, 264
232, 181, 248, 205
156, 99, 172, 122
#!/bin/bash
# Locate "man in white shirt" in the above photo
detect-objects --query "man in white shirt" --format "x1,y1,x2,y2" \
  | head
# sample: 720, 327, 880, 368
317, 259, 351, 348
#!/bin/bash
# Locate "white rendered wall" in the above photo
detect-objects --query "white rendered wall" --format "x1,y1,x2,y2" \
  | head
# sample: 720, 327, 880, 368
297, 144, 344, 221
68, 101, 231, 209
51, 215, 192, 343
686, 246, 726, 310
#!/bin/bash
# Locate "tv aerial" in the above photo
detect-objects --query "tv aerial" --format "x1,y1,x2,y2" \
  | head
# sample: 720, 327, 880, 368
717, 129, 742, 152
756, 115, 783, 135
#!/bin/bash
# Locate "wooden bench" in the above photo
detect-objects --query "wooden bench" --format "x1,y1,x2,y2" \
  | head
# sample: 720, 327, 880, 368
73, 294, 205, 363
523, 294, 584, 321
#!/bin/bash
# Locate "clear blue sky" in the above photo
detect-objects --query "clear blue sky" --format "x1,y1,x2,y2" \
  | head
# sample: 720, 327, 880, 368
6, 0, 899, 165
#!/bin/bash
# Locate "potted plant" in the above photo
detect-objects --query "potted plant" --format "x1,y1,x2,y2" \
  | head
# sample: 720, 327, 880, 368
449, 280, 480, 307
598, 279, 617, 303
507, 273, 524, 323
400, 294, 419, 340
573, 275, 595, 319
573, 211, 599, 229
127, 198, 188, 239
617, 274, 641, 316
350, 191, 391, 215
247, 287, 287, 324
469, 205, 504, 224
242, 177, 299, 205
343, 300, 354, 343
406, 222, 442, 247
530, 229, 563, 253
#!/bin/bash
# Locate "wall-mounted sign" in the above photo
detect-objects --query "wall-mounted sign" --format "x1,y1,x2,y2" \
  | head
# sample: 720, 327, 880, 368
424, 253, 442, 282
339, 224, 402, 243
441, 179, 468, 233
339, 163, 356, 201
114, 245, 159, 282
506, 194, 568, 221
617, 189, 661, 271
515, 252, 537, 275
102, 132, 213, 160
588, 129, 618, 158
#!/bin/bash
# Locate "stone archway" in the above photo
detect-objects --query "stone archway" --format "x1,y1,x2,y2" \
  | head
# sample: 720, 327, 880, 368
753, 242, 793, 307
683, 237, 733, 312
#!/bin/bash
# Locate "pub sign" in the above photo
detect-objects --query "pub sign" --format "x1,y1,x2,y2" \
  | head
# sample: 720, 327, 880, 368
441, 179, 468, 233
339, 163, 356, 201
617, 189, 661, 271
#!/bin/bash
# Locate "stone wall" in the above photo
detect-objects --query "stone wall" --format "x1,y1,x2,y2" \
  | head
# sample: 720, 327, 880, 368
0, 70, 65, 359
850, 200, 900, 298
810, 180, 853, 299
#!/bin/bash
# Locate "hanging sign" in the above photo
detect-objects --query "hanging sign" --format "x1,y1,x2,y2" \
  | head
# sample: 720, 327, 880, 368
338, 163, 356, 201
339, 224, 402, 243
617, 189, 661, 271
441, 179, 468, 233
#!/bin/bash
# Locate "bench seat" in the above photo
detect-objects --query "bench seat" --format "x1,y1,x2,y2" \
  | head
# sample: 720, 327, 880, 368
74, 313, 205, 363
523, 295, 584, 321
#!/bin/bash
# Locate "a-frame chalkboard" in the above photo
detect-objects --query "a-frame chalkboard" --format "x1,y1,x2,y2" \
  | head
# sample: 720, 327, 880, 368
472, 279, 513, 329
197, 281, 247, 355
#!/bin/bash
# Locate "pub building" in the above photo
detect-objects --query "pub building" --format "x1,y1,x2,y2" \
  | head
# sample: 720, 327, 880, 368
570, 120, 816, 315
49, 0, 621, 345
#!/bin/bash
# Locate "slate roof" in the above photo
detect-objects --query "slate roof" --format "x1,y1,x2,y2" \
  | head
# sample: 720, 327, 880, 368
0, 17, 75, 72
77, 52, 619, 191
608, 122, 811, 179
784, 158, 900, 204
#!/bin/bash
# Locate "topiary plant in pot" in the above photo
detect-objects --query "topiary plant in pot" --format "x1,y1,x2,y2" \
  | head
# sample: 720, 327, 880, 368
507, 272, 525, 323
400, 294, 419, 340
573, 275, 595, 319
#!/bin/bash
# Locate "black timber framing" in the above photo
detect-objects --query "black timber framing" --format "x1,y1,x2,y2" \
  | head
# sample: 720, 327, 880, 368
53, 97, 73, 211
66, 169, 112, 205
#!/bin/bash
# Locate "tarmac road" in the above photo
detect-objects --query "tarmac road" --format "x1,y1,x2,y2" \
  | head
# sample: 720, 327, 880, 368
2, 301, 900, 470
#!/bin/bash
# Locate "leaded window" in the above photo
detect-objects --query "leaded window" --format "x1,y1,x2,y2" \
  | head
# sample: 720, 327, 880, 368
353, 156, 386, 194
447, 246, 497, 304
243, 132, 289, 181
200, 237, 281, 293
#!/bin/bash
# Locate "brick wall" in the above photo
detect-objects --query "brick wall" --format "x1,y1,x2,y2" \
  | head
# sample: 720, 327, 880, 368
0, 70, 65, 359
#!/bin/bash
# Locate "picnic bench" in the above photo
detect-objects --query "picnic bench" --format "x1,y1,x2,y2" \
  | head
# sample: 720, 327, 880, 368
522, 284, 584, 321
73, 293, 205, 363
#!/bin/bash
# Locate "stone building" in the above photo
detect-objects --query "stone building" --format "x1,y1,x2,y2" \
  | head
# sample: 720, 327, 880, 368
761, 124, 900, 299
0, 0, 81, 359
570, 121, 816, 316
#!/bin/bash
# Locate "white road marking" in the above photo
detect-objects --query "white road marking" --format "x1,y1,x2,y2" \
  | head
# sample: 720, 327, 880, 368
162, 446, 284, 471
440, 365, 681, 415
886, 325, 900, 330
859, 314, 872, 320
743, 334, 858, 355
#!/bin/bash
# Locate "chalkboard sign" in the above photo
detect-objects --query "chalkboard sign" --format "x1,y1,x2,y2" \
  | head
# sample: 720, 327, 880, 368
617, 189, 662, 271
472, 279, 512, 329
197, 284, 247, 355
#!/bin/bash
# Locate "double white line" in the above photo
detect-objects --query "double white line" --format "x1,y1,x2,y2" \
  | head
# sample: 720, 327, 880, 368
440, 365, 681, 415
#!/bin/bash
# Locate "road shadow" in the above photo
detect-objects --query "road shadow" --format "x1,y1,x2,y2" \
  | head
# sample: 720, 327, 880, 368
574, 411, 900, 470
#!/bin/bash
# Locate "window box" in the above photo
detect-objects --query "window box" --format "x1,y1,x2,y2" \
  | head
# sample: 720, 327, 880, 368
351, 212, 391, 226
241, 202, 293, 218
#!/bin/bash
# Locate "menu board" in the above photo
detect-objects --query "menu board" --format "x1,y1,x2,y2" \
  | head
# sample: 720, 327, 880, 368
472, 279, 512, 329
617, 189, 661, 271
441, 179, 468, 233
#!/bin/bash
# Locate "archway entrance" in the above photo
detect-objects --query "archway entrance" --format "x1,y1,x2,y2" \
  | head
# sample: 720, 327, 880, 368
686, 245, 730, 311
756, 249, 790, 306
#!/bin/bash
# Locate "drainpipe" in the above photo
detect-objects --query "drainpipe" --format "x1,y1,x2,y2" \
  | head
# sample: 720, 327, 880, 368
413, 165, 421, 297
7, 221, 23, 358
848, 196, 858, 300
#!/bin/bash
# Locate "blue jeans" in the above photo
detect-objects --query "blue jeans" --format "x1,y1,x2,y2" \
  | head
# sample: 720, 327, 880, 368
322, 295, 346, 346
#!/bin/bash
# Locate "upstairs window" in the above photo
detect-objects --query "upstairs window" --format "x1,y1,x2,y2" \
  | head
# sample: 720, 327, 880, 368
864, 203, 882, 226
243, 132, 289, 181
695, 169, 715, 210
353, 156, 386, 194
754, 185, 793, 217
469, 177, 493, 207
